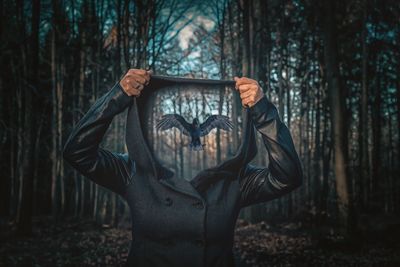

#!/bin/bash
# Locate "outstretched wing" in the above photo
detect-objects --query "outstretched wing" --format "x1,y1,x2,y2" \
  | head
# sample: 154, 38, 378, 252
156, 114, 191, 136
200, 115, 233, 137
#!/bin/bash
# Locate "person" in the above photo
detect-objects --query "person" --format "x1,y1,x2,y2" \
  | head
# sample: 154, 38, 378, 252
63, 69, 303, 267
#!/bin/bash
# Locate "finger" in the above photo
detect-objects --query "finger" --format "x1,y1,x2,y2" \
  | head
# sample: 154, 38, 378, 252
124, 78, 140, 89
131, 74, 147, 84
242, 95, 256, 106
236, 80, 256, 88
136, 83, 144, 91
238, 86, 256, 95
237, 84, 257, 92
241, 98, 251, 108
242, 100, 253, 108
127, 70, 150, 84
123, 87, 138, 97
236, 81, 256, 90
143, 73, 151, 85
128, 69, 147, 75
235, 77, 257, 86
127, 73, 149, 87
133, 88, 141, 96
126, 87, 141, 96
130, 81, 145, 91
240, 89, 254, 99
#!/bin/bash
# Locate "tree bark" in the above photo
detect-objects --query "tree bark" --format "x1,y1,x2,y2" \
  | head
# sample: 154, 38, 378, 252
16, 0, 40, 235
322, 0, 352, 234
359, 0, 369, 210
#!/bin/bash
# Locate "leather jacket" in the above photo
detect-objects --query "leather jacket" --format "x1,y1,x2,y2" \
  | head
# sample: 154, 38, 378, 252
63, 75, 303, 267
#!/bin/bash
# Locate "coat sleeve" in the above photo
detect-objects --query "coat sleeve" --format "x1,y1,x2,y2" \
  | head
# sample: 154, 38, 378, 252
239, 95, 303, 207
63, 82, 135, 196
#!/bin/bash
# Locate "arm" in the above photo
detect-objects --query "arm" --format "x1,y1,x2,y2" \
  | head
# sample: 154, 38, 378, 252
235, 77, 303, 207
63, 82, 135, 195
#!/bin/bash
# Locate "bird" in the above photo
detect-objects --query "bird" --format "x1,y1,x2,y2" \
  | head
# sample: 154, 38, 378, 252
156, 114, 234, 151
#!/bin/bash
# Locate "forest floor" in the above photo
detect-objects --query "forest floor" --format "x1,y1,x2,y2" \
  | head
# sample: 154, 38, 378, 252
0, 217, 399, 267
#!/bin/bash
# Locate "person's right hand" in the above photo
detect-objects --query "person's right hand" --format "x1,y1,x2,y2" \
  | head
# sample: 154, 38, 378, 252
119, 69, 151, 97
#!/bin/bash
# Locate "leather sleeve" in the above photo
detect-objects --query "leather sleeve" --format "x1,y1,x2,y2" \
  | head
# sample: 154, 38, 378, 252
239, 95, 303, 207
63, 82, 135, 196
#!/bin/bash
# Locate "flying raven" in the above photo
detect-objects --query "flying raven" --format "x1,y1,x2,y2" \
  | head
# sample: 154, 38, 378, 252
156, 114, 234, 151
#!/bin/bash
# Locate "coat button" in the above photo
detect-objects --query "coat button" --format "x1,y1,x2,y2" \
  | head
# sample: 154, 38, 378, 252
194, 239, 205, 247
165, 197, 173, 206
192, 201, 204, 209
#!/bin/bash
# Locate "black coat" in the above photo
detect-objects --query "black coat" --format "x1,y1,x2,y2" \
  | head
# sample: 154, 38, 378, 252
63, 75, 303, 267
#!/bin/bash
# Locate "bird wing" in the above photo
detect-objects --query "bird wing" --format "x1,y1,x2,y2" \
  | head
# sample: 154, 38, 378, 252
199, 115, 233, 137
156, 114, 191, 136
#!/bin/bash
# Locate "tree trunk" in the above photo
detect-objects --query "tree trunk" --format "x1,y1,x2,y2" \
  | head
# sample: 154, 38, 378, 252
371, 56, 382, 211
16, 0, 40, 235
322, 0, 352, 234
359, 0, 369, 210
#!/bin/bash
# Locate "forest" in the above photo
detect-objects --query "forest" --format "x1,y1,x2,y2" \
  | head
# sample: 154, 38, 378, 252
0, 0, 399, 266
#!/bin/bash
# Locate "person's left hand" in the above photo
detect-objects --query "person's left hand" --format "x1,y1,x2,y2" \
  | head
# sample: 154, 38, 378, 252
234, 76, 264, 108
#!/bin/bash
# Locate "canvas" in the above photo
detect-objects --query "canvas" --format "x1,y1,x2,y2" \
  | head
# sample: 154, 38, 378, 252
141, 78, 244, 181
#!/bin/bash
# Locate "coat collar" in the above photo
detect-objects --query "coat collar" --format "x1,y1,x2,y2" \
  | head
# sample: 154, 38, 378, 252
125, 75, 257, 199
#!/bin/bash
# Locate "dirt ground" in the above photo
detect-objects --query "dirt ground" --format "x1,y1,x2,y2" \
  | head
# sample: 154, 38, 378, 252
1, 217, 399, 266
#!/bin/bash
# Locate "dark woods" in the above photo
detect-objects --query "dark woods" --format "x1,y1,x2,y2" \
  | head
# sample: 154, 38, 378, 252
0, 0, 399, 243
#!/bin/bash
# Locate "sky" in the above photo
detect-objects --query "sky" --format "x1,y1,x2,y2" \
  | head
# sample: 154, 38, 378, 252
177, 14, 215, 50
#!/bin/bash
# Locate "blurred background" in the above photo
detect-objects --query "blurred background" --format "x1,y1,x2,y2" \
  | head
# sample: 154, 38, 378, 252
0, 0, 399, 266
